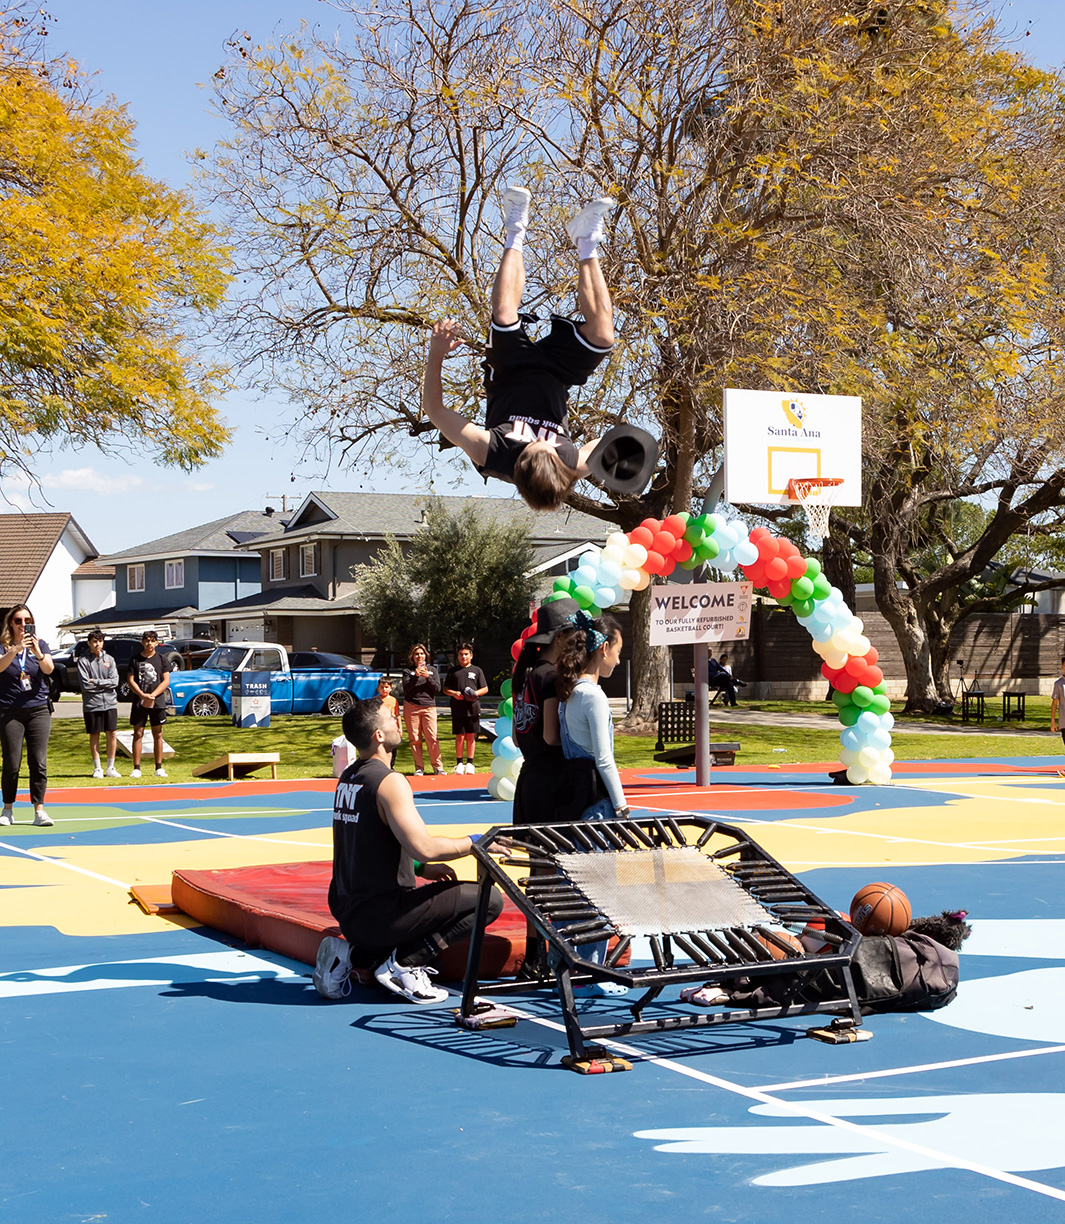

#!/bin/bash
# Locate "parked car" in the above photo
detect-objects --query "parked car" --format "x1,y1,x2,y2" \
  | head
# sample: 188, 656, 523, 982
169, 643, 379, 717
52, 637, 147, 700
162, 638, 218, 672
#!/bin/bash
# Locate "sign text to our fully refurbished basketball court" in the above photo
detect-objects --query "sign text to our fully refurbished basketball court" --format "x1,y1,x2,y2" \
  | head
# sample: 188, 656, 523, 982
649, 581, 753, 646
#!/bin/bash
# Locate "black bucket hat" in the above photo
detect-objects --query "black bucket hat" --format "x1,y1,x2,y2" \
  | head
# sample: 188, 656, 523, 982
526, 597, 581, 645
585, 424, 658, 495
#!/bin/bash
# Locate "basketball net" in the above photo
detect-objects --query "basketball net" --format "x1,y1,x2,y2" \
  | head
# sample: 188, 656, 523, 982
787, 478, 843, 546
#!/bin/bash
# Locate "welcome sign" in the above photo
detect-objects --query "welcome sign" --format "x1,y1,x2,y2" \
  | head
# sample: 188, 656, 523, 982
648, 582, 753, 646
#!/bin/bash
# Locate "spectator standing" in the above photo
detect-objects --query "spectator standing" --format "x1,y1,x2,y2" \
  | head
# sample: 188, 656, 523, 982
0, 604, 55, 826
1050, 656, 1065, 751
377, 674, 401, 768
402, 644, 444, 776
127, 631, 170, 779
78, 630, 120, 778
443, 643, 488, 774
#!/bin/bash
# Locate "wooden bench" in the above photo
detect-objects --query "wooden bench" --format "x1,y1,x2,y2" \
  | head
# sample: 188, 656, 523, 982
653, 701, 740, 767
191, 753, 280, 781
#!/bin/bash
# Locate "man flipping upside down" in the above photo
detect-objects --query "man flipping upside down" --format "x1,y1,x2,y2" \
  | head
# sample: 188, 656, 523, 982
421, 187, 617, 511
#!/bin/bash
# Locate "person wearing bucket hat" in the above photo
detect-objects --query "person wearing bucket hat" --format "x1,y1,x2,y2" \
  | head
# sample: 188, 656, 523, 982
418, 187, 657, 510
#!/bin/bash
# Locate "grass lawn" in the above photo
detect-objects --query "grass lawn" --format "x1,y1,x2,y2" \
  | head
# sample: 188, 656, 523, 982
37, 704, 1063, 790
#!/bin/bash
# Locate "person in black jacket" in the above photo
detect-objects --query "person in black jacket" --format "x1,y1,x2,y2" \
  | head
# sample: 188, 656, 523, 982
401, 643, 444, 776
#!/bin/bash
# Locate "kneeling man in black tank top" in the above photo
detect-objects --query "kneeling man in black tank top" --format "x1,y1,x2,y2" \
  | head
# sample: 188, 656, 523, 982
313, 697, 505, 1004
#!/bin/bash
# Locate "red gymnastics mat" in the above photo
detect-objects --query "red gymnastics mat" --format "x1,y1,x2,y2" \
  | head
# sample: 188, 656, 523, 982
171, 861, 528, 980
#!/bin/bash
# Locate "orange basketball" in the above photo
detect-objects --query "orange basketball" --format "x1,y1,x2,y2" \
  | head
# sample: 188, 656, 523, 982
849, 882, 911, 936
754, 929, 804, 960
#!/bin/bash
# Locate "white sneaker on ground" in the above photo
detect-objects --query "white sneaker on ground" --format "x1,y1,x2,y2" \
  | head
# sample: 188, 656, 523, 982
105, 765, 120, 778
465, 762, 476, 774
92, 766, 104, 779
154, 767, 168, 778
0, 806, 12, 825
130, 768, 142, 778
32, 809, 53, 827
313, 936, 353, 1000
435, 767, 448, 776
501, 185, 531, 232
374, 952, 449, 1004
413, 769, 424, 777
565, 197, 616, 245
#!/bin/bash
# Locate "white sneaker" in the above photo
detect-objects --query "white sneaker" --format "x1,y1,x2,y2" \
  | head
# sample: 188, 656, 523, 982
0, 806, 12, 826
465, 762, 476, 774
105, 765, 120, 778
414, 769, 424, 777
313, 936, 352, 1000
374, 952, 449, 1004
565, 197, 616, 244
154, 767, 168, 778
501, 185, 531, 232
32, 809, 53, 827
92, 766, 104, 779
130, 768, 142, 778
436, 767, 448, 776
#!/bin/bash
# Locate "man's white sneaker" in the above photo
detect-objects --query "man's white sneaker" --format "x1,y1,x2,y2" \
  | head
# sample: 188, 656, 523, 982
105, 765, 120, 778
154, 767, 168, 778
374, 952, 449, 1004
0, 806, 12, 825
501, 185, 531, 232
413, 769, 424, 776
465, 762, 476, 774
313, 936, 353, 1000
130, 768, 142, 778
92, 766, 104, 779
32, 809, 53, 827
565, 197, 616, 245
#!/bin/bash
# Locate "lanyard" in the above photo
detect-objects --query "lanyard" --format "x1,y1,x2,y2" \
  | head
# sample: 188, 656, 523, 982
16, 646, 28, 672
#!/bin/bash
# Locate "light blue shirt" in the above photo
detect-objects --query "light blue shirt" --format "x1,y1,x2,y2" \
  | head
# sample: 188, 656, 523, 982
560, 678, 625, 812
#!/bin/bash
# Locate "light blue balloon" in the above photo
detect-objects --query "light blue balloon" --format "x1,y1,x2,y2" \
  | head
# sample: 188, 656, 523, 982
734, 540, 759, 566
715, 526, 738, 551
825, 587, 845, 607
879, 712, 895, 732
495, 735, 520, 760
840, 727, 862, 751
575, 565, 598, 587
494, 716, 513, 740
830, 608, 852, 631
870, 728, 892, 750
594, 586, 618, 609
729, 519, 750, 540
597, 560, 622, 586
716, 555, 738, 573
579, 550, 600, 570
857, 711, 880, 735
812, 625, 834, 643
706, 513, 727, 534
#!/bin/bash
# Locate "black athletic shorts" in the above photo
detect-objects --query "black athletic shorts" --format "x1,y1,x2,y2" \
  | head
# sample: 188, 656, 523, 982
83, 707, 118, 734
486, 314, 612, 390
450, 702, 481, 735
130, 702, 167, 728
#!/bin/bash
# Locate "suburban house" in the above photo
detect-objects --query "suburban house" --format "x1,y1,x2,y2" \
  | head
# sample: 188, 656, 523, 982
67, 510, 280, 638
0, 512, 113, 644
201, 491, 610, 661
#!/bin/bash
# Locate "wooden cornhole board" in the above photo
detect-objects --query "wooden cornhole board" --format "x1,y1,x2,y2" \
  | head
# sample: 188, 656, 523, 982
115, 730, 176, 759
192, 752, 280, 781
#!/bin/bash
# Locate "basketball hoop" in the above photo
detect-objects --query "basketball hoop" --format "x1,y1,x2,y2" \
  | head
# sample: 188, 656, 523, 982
787, 478, 844, 545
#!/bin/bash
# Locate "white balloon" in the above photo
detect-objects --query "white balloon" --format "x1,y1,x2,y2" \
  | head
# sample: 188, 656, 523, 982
822, 649, 848, 669
829, 631, 852, 654
869, 763, 892, 785
487, 775, 501, 799
507, 755, 523, 780
623, 543, 648, 569
633, 570, 651, 591
848, 616, 865, 636
881, 747, 895, 765
601, 546, 625, 567
618, 568, 641, 590
496, 775, 516, 802
852, 635, 871, 656
858, 745, 879, 768
606, 532, 629, 552
491, 753, 512, 777
839, 746, 860, 766
846, 763, 870, 784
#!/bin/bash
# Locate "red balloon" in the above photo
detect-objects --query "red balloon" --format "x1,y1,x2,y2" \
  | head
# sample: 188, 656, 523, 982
757, 536, 780, 561
821, 662, 843, 684
520, 625, 535, 640
833, 671, 860, 694
660, 556, 676, 576
663, 514, 688, 538
749, 526, 769, 543
843, 655, 867, 679
652, 530, 676, 556
767, 577, 792, 599
865, 646, 879, 665
630, 526, 654, 549
742, 562, 768, 586
673, 538, 693, 563
776, 537, 798, 558
765, 556, 789, 582
639, 517, 661, 534
511, 639, 523, 661
644, 550, 665, 575
785, 554, 807, 579
866, 665, 884, 688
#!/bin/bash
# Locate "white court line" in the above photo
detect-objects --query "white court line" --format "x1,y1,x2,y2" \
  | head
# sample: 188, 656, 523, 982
42, 807, 329, 824
0, 839, 129, 887
449, 988, 1065, 1204
132, 814, 328, 848
753, 1044, 1065, 1093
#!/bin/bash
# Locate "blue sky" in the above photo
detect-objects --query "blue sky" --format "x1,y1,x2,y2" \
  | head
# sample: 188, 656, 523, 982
9, 0, 1065, 553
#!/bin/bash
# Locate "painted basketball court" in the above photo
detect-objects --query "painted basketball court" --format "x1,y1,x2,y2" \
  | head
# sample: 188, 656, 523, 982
3, 758, 1065, 1221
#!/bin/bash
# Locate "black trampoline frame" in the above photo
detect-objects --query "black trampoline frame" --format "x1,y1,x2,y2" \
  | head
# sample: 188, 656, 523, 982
459, 814, 865, 1063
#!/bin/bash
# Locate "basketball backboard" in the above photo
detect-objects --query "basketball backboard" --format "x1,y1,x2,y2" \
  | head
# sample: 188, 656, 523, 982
722, 389, 862, 506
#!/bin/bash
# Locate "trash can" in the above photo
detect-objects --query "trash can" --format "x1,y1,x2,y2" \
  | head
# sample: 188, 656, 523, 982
233, 670, 271, 728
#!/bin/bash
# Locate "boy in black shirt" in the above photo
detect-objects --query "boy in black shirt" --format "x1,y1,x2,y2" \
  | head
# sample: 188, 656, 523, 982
314, 698, 505, 1003
128, 631, 170, 778
443, 643, 488, 774
421, 187, 616, 511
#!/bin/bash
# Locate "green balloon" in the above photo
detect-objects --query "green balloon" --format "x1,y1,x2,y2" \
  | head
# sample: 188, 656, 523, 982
777, 592, 796, 607
812, 574, 832, 600
792, 598, 814, 618
683, 523, 706, 546
501, 697, 513, 718
545, 591, 570, 603
691, 513, 710, 533
851, 685, 874, 709
832, 689, 854, 709
573, 584, 596, 609
553, 575, 573, 594
872, 682, 888, 695
500, 678, 512, 699
676, 511, 691, 523
699, 537, 720, 559
838, 705, 861, 726
804, 558, 822, 579
679, 554, 701, 570
869, 693, 891, 715
791, 575, 814, 600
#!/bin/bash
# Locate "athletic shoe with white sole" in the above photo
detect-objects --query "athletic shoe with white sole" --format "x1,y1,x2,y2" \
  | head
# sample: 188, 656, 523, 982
32, 809, 53, 827
0, 806, 12, 825
92, 766, 104, 779
313, 936, 353, 1000
105, 765, 121, 778
501, 185, 531, 232
130, 768, 142, 778
374, 952, 449, 1004
155, 767, 168, 778
565, 197, 616, 245
413, 769, 424, 777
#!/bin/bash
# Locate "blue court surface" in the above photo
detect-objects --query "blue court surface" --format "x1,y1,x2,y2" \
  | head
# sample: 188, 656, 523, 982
3, 759, 1065, 1222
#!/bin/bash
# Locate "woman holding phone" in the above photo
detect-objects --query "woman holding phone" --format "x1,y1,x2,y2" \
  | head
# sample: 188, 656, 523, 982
0, 604, 55, 826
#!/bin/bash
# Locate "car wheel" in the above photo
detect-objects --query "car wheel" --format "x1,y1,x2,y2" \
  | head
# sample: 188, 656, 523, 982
166, 654, 182, 673
325, 690, 355, 716
190, 692, 222, 717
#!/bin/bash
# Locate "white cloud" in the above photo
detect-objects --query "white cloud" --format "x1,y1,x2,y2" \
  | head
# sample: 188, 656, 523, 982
41, 468, 146, 495
188, 481, 215, 493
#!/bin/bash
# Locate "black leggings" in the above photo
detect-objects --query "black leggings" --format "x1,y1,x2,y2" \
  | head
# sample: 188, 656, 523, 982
0, 705, 51, 806
339, 880, 504, 968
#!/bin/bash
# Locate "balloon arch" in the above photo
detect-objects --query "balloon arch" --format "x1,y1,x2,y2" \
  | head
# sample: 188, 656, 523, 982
487, 510, 894, 800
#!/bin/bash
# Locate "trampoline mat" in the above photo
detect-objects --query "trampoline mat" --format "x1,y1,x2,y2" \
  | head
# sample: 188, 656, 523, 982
557, 846, 775, 938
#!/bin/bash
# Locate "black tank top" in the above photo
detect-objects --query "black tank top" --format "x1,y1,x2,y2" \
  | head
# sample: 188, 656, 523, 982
328, 756, 416, 919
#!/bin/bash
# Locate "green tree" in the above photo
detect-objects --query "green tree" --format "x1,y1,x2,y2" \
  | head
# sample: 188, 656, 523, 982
0, 8, 232, 483
355, 499, 538, 661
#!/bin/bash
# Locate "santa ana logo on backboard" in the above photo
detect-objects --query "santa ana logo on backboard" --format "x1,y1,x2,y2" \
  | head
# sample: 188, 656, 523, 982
782, 398, 806, 431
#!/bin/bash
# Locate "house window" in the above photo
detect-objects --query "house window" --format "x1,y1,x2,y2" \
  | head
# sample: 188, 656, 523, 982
165, 559, 185, 589
299, 543, 317, 577
270, 549, 286, 581
127, 564, 145, 592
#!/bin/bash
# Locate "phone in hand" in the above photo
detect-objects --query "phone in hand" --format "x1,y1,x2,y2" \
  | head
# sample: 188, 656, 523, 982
24, 623, 35, 638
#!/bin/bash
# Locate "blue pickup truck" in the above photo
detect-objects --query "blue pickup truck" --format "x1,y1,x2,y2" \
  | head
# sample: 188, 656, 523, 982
169, 643, 380, 717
